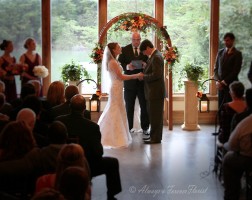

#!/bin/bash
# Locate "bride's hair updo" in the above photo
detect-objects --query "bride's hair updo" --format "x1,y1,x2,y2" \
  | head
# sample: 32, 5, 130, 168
107, 42, 118, 59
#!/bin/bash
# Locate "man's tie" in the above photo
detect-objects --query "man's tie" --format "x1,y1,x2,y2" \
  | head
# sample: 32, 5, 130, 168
223, 48, 229, 62
134, 47, 139, 57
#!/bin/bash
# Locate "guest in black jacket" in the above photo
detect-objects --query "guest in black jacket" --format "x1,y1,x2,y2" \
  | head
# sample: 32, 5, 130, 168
56, 94, 121, 200
51, 85, 90, 120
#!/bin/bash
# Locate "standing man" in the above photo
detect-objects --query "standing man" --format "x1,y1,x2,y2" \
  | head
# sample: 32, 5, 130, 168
118, 32, 149, 135
214, 32, 242, 109
139, 39, 165, 144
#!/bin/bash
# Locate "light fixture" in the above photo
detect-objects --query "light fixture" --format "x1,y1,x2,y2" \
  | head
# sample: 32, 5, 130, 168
89, 93, 100, 112
199, 93, 209, 113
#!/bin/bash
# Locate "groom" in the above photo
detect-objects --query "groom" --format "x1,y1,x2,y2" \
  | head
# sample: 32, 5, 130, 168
139, 39, 165, 144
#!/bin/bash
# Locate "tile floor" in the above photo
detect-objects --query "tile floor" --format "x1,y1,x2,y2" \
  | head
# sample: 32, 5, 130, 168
91, 125, 225, 200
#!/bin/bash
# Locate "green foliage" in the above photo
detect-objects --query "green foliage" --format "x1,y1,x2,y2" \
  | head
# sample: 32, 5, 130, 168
184, 63, 204, 81
178, 63, 205, 89
61, 60, 90, 83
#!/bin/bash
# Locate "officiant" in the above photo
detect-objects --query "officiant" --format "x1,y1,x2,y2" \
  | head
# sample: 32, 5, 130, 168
118, 32, 149, 135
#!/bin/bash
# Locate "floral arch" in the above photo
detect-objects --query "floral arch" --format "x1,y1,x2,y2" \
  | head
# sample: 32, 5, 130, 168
90, 12, 177, 130
98, 12, 172, 45
90, 12, 175, 85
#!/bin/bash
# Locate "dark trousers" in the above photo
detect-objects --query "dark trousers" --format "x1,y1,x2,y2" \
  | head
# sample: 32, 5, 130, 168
218, 86, 231, 110
223, 151, 252, 200
124, 86, 149, 131
147, 98, 164, 141
89, 157, 122, 197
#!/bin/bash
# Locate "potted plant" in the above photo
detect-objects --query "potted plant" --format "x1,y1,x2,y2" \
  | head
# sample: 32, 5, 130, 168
61, 60, 90, 84
178, 62, 205, 89
184, 63, 204, 82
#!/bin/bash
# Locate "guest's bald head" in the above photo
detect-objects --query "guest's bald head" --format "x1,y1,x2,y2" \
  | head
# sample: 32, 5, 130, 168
16, 108, 36, 130
65, 85, 79, 102
0, 80, 5, 93
70, 94, 86, 112
0, 93, 6, 107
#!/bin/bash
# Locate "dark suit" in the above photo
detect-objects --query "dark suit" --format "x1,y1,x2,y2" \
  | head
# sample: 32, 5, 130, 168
143, 49, 165, 142
56, 112, 121, 197
214, 47, 242, 108
51, 101, 91, 120
118, 44, 149, 131
0, 148, 43, 196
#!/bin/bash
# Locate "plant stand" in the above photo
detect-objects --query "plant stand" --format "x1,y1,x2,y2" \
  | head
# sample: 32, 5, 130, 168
181, 80, 200, 130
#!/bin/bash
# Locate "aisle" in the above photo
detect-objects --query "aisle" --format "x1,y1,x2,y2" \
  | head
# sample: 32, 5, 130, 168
91, 125, 224, 200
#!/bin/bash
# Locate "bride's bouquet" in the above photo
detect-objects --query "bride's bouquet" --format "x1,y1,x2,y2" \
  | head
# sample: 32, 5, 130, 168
33, 65, 49, 78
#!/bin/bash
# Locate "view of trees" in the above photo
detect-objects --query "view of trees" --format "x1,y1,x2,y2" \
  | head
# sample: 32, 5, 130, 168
0, 0, 251, 92
165, 0, 210, 92
220, 0, 252, 89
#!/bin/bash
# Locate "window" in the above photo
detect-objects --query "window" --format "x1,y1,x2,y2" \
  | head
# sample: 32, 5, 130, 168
219, 0, 252, 89
164, 0, 210, 93
0, 0, 41, 94
51, 0, 98, 94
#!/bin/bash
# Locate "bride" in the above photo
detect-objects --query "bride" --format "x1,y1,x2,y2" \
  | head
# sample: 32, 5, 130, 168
98, 42, 142, 148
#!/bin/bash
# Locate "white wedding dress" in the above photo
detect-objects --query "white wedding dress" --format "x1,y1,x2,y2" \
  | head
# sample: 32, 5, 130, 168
98, 61, 132, 148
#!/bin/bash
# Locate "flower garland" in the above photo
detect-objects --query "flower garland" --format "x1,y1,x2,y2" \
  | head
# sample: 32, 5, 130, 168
112, 13, 158, 33
162, 46, 179, 68
90, 43, 104, 64
90, 12, 178, 85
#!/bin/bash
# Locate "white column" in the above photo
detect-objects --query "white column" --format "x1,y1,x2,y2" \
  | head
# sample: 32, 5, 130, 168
181, 80, 200, 130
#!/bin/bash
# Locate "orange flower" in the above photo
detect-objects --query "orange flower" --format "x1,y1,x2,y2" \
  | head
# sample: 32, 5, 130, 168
196, 91, 203, 99
163, 46, 179, 67
90, 43, 104, 64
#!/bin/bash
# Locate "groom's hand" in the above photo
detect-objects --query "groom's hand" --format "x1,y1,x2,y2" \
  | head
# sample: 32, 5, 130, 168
138, 72, 144, 80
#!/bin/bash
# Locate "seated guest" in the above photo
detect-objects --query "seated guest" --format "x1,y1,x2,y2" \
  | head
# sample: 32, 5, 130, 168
0, 113, 42, 197
0, 80, 5, 93
40, 121, 68, 174
9, 82, 36, 120
0, 120, 36, 161
31, 188, 65, 200
28, 80, 42, 97
35, 143, 90, 194
40, 81, 65, 124
231, 88, 252, 131
16, 108, 49, 148
0, 93, 10, 132
0, 92, 12, 117
58, 166, 91, 200
56, 94, 122, 200
218, 81, 247, 144
21, 95, 49, 138
223, 114, 252, 200
0, 146, 42, 198
51, 85, 90, 120
45, 81, 65, 108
